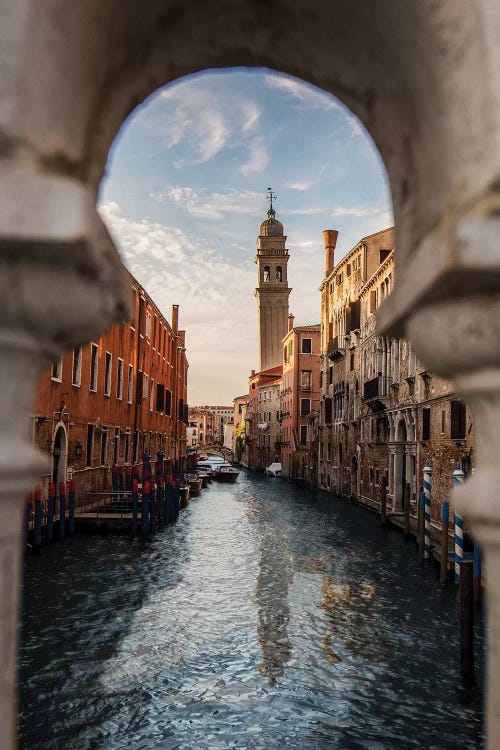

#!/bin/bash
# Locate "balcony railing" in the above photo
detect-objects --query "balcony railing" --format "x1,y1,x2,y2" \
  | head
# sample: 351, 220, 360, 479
326, 336, 344, 360
362, 376, 391, 407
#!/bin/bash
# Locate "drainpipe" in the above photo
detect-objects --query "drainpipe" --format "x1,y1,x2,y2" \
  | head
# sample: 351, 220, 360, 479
172, 305, 179, 470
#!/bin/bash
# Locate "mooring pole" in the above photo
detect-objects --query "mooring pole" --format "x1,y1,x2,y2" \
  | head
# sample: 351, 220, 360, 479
23, 494, 32, 550
380, 476, 387, 526
460, 558, 474, 679
132, 478, 138, 534
47, 481, 55, 543
68, 478, 76, 537
418, 489, 425, 562
440, 500, 449, 584
453, 462, 465, 583
404, 481, 411, 538
142, 479, 150, 536
34, 486, 42, 549
423, 461, 432, 560
150, 481, 156, 534
473, 543, 482, 609
59, 481, 66, 540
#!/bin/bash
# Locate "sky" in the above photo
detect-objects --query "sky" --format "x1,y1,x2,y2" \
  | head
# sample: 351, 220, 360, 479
98, 68, 392, 406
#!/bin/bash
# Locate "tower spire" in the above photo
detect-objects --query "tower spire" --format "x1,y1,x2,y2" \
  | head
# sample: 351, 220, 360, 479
266, 187, 277, 217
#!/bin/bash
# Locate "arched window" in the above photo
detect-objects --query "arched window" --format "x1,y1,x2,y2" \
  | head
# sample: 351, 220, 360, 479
276, 266, 282, 282
263, 265, 270, 282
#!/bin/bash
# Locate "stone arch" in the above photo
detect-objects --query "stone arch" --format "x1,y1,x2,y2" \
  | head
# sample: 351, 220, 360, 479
52, 421, 68, 488
3, 3, 500, 746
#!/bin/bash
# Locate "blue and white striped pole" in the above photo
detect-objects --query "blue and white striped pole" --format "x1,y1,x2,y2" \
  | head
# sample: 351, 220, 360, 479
453, 462, 465, 583
423, 460, 432, 560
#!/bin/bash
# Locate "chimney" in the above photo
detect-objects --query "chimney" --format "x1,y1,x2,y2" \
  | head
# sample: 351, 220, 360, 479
172, 304, 179, 334
323, 229, 339, 275
288, 313, 295, 332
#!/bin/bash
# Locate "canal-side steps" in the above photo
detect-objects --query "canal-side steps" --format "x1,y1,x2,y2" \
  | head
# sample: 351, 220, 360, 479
23, 454, 212, 551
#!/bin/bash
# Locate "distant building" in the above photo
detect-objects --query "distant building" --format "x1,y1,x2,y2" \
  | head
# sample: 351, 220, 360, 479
34, 269, 189, 494
246, 366, 283, 470
280, 318, 321, 481
232, 395, 249, 464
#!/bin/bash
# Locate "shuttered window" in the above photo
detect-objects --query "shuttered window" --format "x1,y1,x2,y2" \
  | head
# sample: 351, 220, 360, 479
451, 400, 466, 440
165, 389, 172, 416
325, 397, 332, 424
156, 383, 165, 412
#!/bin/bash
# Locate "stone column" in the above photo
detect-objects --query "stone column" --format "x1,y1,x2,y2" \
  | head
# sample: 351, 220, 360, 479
0, 171, 130, 746
407, 288, 500, 748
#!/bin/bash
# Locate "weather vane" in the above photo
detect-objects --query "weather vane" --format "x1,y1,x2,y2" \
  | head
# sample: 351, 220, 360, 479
266, 187, 277, 211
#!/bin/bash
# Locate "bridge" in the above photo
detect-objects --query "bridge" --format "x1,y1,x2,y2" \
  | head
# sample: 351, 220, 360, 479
201, 445, 235, 463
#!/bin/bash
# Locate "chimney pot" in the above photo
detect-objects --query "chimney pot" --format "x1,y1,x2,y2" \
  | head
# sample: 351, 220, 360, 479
323, 229, 339, 275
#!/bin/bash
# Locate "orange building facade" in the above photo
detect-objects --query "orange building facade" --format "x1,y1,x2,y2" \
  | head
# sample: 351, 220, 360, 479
33, 269, 189, 494
280, 322, 321, 481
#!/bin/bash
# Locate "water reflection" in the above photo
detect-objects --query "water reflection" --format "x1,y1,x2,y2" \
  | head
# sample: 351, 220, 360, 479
19, 471, 484, 749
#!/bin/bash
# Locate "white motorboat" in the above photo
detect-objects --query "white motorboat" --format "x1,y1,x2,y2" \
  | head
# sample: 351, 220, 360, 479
265, 462, 282, 477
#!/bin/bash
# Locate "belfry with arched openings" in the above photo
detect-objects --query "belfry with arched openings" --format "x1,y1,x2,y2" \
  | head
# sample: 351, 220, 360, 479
254, 191, 292, 371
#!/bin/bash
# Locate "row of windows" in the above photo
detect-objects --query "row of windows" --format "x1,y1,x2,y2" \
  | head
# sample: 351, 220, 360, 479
52, 348, 177, 415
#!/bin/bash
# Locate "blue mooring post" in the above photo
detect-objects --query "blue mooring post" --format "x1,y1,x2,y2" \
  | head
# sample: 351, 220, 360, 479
47, 481, 55, 543
142, 479, 150, 536
34, 486, 42, 549
142, 451, 151, 484
150, 481, 156, 534
132, 478, 139, 534
440, 500, 450, 584
418, 490, 425, 561
453, 462, 465, 583
157, 476, 165, 526
423, 460, 432, 560
24, 494, 32, 550
68, 479, 76, 537
166, 483, 174, 523
59, 481, 66, 540
174, 485, 180, 519
473, 543, 482, 608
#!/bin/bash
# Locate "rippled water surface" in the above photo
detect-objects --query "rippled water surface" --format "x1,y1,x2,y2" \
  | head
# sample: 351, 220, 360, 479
19, 471, 484, 749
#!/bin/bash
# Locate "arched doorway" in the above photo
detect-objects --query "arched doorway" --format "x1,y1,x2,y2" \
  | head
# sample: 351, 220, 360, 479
52, 423, 68, 489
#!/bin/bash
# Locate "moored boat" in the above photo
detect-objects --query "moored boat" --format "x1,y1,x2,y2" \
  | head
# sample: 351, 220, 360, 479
214, 463, 239, 483
186, 473, 202, 496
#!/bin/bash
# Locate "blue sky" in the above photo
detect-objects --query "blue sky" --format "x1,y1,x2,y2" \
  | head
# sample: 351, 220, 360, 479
99, 68, 392, 405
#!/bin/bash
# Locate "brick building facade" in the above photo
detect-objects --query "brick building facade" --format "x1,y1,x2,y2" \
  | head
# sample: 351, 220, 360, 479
34, 269, 189, 494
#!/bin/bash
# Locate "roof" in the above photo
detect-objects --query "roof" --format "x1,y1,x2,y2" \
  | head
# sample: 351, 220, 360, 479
233, 394, 249, 402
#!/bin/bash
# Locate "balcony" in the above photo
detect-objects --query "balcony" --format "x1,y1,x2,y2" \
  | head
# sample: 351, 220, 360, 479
326, 336, 345, 360
362, 376, 391, 411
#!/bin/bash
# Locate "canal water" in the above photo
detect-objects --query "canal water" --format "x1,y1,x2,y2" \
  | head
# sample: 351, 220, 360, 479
19, 471, 484, 749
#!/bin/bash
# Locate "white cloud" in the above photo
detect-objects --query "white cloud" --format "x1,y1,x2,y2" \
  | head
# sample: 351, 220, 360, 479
98, 201, 257, 403
285, 181, 313, 191
240, 140, 269, 177
241, 101, 262, 132
284, 207, 326, 216
265, 73, 337, 111
331, 206, 386, 218
151, 187, 264, 221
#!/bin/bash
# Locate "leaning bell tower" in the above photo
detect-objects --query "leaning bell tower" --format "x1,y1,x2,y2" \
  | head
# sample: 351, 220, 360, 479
255, 189, 291, 371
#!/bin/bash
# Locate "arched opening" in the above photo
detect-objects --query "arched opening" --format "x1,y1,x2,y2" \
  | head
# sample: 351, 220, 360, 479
351, 455, 358, 499
4, 5, 499, 744
52, 423, 68, 488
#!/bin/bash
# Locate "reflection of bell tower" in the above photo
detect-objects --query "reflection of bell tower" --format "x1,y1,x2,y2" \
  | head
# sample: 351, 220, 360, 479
255, 189, 291, 371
